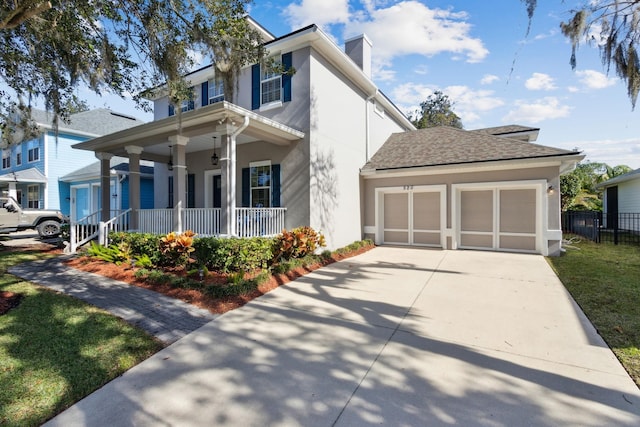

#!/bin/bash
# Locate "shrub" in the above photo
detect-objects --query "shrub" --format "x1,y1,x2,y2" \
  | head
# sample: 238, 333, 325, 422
110, 232, 163, 265
159, 230, 196, 268
273, 226, 326, 262
192, 236, 273, 273
86, 241, 129, 265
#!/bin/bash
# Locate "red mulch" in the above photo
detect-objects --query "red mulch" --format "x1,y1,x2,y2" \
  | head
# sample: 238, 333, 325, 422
64, 245, 374, 315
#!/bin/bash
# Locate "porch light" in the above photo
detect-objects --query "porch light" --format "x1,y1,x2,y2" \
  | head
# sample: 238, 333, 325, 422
211, 136, 219, 165
168, 145, 173, 171
547, 185, 555, 195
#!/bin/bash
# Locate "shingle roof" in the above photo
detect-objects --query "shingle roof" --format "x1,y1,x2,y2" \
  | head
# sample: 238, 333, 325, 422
59, 156, 154, 182
362, 126, 578, 171
472, 125, 539, 136
32, 108, 145, 135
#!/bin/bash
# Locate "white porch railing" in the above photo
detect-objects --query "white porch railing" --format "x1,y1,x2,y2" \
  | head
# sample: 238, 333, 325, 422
236, 207, 286, 237
99, 209, 132, 246
138, 209, 175, 235
184, 208, 221, 236
68, 207, 286, 252
68, 209, 130, 253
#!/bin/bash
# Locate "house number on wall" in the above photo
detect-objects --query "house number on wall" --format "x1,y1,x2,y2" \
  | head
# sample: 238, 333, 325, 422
403, 185, 414, 190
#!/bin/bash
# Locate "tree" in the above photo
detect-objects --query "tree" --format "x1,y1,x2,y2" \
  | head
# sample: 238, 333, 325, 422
560, 161, 632, 211
0, 0, 267, 144
523, 0, 640, 109
409, 91, 463, 129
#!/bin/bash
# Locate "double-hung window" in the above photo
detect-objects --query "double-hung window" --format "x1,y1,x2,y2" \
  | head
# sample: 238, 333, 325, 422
27, 185, 39, 208
208, 78, 224, 104
2, 151, 10, 169
16, 151, 21, 166
250, 161, 272, 208
28, 141, 39, 162
261, 60, 282, 106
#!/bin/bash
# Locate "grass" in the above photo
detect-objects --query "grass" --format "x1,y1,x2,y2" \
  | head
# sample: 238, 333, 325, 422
547, 237, 640, 387
0, 249, 163, 426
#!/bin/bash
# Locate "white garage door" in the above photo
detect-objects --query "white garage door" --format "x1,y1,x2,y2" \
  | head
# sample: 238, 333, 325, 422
457, 185, 540, 253
381, 186, 445, 247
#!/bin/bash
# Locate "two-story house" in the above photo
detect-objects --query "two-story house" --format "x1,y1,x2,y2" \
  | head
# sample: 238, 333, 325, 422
0, 108, 145, 217
71, 18, 583, 256
72, 19, 414, 250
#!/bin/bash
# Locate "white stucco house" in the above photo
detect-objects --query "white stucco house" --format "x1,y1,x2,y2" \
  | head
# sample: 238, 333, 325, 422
70, 18, 583, 256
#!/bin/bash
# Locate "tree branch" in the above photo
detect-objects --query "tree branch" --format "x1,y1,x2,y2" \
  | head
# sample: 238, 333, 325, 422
0, 1, 52, 30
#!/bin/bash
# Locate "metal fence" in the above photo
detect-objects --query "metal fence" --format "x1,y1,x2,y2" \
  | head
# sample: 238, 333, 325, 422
562, 211, 640, 245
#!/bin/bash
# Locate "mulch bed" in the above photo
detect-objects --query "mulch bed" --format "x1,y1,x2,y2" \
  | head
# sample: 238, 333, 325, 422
63, 244, 374, 315
0, 291, 23, 316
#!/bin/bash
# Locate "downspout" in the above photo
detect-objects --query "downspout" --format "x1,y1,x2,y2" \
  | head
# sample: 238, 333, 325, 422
365, 92, 376, 162
228, 116, 250, 236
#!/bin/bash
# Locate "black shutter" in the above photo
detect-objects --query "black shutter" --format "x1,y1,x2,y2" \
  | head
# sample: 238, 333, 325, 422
282, 53, 292, 103
201, 81, 209, 107
168, 104, 175, 117
251, 64, 260, 110
271, 164, 281, 207
242, 167, 250, 207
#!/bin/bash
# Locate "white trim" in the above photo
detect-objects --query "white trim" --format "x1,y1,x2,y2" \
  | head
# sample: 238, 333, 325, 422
374, 184, 446, 248
259, 101, 283, 112
204, 169, 222, 208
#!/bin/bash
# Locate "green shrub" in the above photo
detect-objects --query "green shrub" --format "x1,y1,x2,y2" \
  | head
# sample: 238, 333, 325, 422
133, 253, 154, 268
86, 241, 129, 265
109, 232, 163, 265
193, 236, 273, 273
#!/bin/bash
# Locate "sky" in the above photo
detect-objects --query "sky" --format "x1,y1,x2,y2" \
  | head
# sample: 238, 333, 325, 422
90, 0, 640, 169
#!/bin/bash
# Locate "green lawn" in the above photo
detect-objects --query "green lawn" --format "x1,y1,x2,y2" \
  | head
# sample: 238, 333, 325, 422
0, 249, 163, 426
547, 237, 640, 387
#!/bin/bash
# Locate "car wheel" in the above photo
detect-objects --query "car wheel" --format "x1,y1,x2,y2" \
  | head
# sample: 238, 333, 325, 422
37, 220, 61, 238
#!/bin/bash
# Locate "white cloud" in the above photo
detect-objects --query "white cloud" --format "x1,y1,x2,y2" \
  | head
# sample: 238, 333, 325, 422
503, 97, 572, 124
391, 83, 504, 125
344, 1, 488, 80
525, 73, 557, 91
575, 69, 616, 89
480, 74, 499, 85
564, 137, 640, 168
283, 0, 349, 29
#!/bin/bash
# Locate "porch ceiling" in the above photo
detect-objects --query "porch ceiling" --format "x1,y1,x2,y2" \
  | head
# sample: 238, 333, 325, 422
72, 102, 305, 162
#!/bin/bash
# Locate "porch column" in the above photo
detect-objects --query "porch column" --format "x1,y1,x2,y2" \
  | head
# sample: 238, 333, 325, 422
217, 117, 249, 236
7, 182, 17, 200
168, 135, 188, 233
125, 145, 143, 230
96, 152, 113, 221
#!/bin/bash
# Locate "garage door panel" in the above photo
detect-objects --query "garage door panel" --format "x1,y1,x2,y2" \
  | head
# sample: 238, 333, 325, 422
500, 189, 536, 233
384, 193, 408, 229
461, 190, 493, 232
460, 233, 493, 248
413, 192, 440, 229
413, 232, 441, 246
384, 231, 409, 244
499, 235, 536, 251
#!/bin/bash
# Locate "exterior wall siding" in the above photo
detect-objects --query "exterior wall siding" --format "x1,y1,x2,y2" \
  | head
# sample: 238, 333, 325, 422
44, 132, 95, 210
617, 179, 640, 213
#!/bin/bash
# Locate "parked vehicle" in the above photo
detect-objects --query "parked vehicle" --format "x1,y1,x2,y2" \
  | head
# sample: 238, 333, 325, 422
0, 196, 67, 238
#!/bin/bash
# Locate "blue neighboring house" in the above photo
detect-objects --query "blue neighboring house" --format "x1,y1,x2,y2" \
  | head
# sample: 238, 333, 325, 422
59, 156, 154, 221
0, 108, 145, 217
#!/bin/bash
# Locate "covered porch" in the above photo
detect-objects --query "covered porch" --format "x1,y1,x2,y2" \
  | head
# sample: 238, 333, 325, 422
69, 101, 304, 251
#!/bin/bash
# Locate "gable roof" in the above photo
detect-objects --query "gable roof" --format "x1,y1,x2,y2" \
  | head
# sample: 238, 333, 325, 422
362, 126, 580, 172
59, 156, 154, 182
32, 108, 145, 136
596, 168, 640, 188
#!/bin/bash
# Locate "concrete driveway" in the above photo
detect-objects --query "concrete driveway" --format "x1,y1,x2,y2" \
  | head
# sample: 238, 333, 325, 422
46, 247, 640, 426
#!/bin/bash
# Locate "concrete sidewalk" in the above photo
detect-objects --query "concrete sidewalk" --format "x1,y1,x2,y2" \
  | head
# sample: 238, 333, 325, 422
44, 247, 640, 426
